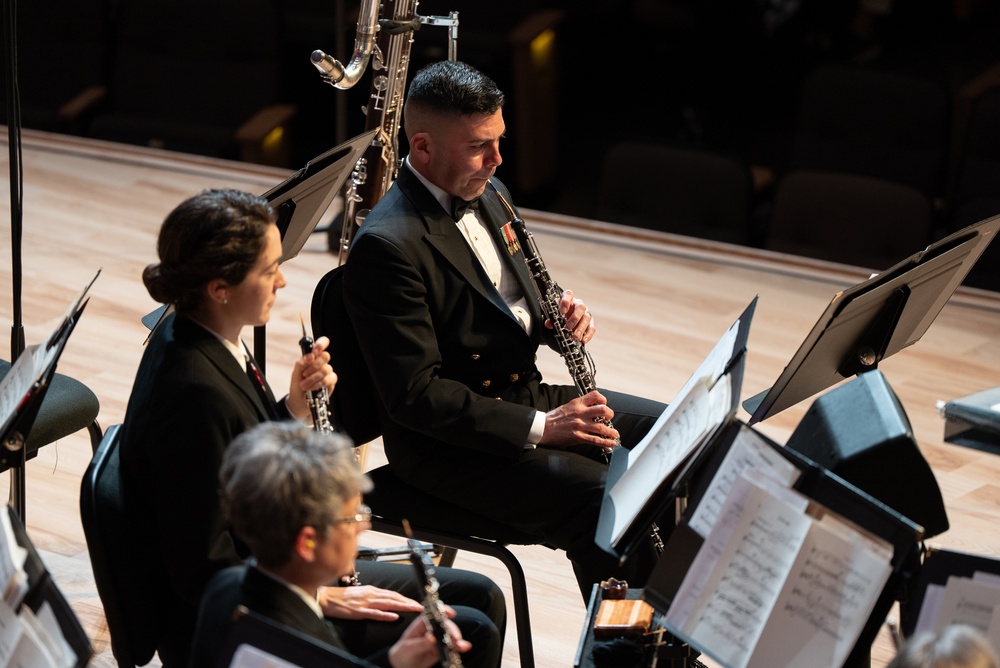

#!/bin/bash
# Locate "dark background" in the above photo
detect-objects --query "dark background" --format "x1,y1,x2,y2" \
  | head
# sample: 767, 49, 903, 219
6, 0, 1000, 264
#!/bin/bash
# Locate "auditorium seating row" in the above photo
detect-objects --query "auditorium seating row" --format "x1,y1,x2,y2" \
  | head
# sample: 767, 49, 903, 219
2, 0, 562, 183
594, 64, 1000, 292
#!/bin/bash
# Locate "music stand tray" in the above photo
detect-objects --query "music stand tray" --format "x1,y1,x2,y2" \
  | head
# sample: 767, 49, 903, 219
744, 214, 1000, 425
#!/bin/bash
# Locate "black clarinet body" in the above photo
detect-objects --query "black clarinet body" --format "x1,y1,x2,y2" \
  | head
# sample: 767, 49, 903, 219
491, 184, 619, 452
299, 317, 335, 433
404, 521, 463, 667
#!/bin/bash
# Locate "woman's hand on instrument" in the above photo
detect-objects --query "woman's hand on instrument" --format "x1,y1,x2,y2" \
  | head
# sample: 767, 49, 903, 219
550, 289, 595, 343
287, 335, 337, 420
388, 616, 471, 668
317, 584, 425, 621
539, 391, 619, 448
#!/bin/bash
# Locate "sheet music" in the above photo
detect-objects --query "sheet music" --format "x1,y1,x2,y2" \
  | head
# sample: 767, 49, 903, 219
607, 375, 728, 545
925, 575, 1000, 636
750, 512, 892, 667
603, 316, 742, 549
687, 425, 801, 539
628, 321, 738, 462
667, 472, 813, 668
228, 644, 301, 668
665, 469, 893, 668
0, 510, 27, 609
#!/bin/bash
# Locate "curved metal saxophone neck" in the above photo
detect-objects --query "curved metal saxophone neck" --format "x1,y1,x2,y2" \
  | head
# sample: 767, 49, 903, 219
310, 0, 380, 89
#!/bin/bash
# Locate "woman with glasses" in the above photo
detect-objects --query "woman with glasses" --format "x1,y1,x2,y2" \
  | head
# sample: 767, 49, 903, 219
191, 421, 474, 668
120, 189, 503, 668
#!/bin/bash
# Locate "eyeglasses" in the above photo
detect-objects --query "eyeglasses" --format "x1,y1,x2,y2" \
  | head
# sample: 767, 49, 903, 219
332, 504, 372, 525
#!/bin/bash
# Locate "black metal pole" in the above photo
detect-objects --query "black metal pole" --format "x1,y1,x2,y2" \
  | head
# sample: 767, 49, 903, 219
3, 0, 24, 362
2, 0, 27, 521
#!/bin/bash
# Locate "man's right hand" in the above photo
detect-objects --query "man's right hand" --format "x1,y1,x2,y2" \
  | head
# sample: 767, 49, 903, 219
539, 390, 619, 448
388, 616, 471, 668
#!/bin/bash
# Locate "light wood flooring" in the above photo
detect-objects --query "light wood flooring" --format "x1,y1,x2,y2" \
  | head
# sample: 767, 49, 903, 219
2, 130, 1000, 667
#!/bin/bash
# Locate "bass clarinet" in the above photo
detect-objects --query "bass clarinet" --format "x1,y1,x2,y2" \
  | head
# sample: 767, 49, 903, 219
312, 0, 459, 264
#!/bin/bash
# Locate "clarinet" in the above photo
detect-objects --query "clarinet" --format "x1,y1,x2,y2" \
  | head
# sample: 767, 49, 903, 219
490, 184, 619, 454
403, 520, 463, 668
298, 315, 335, 433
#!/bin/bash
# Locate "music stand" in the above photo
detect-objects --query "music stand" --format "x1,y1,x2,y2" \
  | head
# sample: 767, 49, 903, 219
217, 606, 373, 668
252, 129, 375, 372
595, 297, 757, 563
140, 131, 376, 370
743, 214, 1000, 425
263, 129, 376, 264
0, 271, 98, 518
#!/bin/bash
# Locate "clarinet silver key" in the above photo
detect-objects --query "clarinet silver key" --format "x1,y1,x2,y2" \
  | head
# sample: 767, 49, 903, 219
299, 314, 335, 434
403, 519, 463, 667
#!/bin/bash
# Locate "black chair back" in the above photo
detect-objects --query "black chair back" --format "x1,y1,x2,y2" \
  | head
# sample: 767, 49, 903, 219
80, 424, 160, 666
311, 264, 384, 445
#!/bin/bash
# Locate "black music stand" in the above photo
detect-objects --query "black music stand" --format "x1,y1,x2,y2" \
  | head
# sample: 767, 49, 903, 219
264, 129, 376, 264
216, 605, 372, 668
140, 130, 375, 370
4, 504, 93, 667
640, 422, 922, 668
0, 271, 98, 519
253, 128, 375, 372
743, 213, 1000, 425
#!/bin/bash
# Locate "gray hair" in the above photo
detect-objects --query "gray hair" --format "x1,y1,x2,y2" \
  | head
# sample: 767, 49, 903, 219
888, 625, 1000, 668
220, 421, 372, 568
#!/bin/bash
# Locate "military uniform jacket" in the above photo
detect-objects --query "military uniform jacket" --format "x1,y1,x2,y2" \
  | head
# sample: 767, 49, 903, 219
343, 165, 574, 480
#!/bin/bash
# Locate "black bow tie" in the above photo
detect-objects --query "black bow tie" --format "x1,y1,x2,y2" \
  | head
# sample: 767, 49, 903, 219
451, 197, 480, 221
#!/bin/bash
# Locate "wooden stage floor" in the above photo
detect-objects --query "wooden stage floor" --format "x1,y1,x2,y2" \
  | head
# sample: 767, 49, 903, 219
2, 130, 999, 667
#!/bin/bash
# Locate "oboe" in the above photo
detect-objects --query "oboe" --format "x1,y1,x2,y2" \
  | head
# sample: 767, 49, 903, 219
403, 520, 463, 668
299, 315, 335, 433
490, 184, 618, 454
491, 186, 665, 555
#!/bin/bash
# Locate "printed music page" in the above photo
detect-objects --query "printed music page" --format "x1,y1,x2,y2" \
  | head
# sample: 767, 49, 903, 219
664, 470, 893, 668
605, 316, 741, 547
687, 425, 801, 539
924, 575, 1000, 636
607, 375, 726, 546
665, 471, 812, 667
750, 511, 892, 667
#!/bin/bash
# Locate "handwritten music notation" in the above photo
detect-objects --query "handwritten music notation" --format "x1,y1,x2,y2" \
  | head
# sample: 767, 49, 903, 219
665, 467, 893, 668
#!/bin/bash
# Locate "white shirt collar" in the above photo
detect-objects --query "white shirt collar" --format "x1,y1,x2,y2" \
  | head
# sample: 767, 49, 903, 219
405, 156, 453, 218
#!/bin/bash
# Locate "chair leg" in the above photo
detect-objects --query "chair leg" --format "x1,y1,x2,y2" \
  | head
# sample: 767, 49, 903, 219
88, 420, 104, 454
8, 467, 25, 521
438, 545, 459, 568
490, 545, 534, 668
